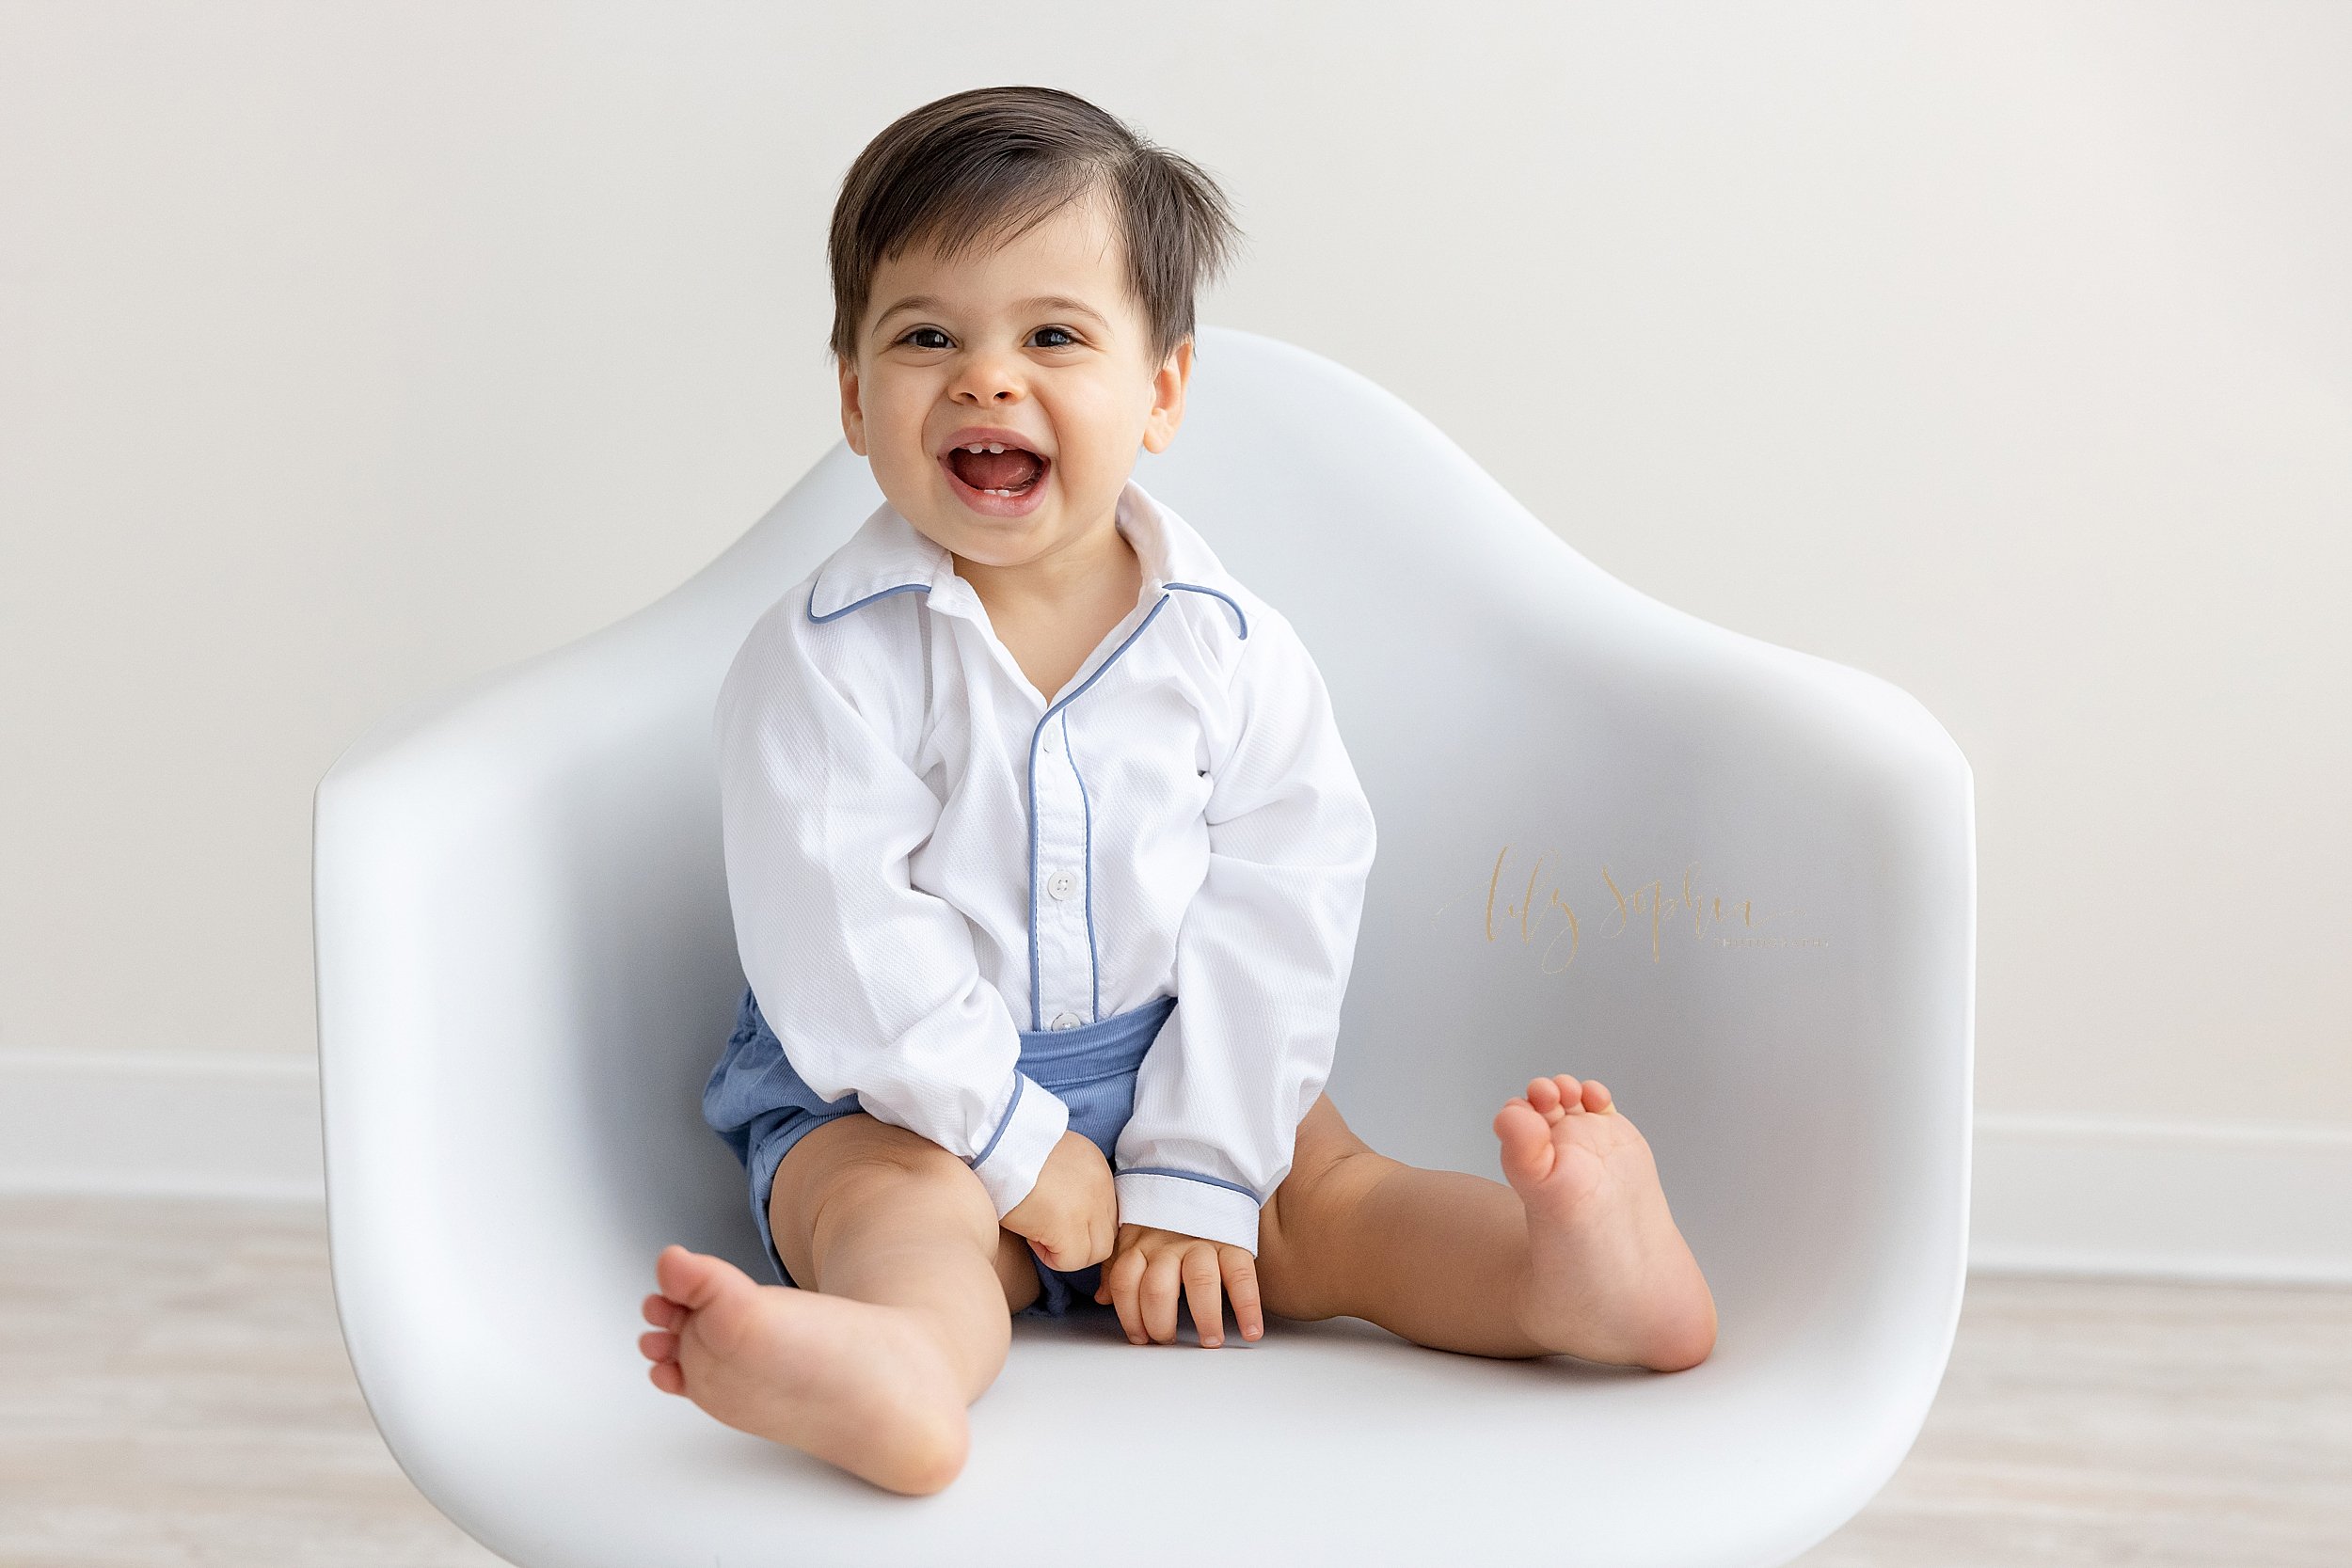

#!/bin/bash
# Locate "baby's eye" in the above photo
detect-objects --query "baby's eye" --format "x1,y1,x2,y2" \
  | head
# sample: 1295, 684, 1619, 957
1030, 325, 1079, 348
901, 326, 951, 350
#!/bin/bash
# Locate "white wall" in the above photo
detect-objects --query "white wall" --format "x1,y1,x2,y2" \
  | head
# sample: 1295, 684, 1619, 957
4, 4, 2348, 1260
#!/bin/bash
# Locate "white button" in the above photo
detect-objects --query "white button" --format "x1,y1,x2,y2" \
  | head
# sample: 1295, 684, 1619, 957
1051, 1012, 1083, 1030
1046, 869, 1077, 900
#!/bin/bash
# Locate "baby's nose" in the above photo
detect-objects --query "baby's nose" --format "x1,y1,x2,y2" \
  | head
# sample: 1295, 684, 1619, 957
952, 358, 1025, 404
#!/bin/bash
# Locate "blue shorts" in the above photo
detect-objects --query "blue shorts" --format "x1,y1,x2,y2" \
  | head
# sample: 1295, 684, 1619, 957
703, 989, 1179, 1318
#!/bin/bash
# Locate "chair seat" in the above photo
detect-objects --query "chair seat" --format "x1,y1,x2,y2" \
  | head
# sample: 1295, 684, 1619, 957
315, 326, 1975, 1568
371, 1303, 1934, 1567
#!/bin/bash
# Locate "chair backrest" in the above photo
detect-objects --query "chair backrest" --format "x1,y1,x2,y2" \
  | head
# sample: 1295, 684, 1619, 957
315, 326, 1973, 1387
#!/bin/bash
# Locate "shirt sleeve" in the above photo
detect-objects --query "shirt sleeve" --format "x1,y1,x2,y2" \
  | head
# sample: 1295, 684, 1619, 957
1111, 608, 1379, 1254
714, 589, 1071, 1222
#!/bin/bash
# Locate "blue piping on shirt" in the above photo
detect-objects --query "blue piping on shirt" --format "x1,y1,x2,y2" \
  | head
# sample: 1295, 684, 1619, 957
803, 574, 1248, 1034
1025, 592, 1179, 1028
1117, 1165, 1263, 1204
967, 1069, 1025, 1173
1062, 707, 1100, 1024
809, 578, 1246, 639
806, 581, 930, 622
1163, 581, 1248, 640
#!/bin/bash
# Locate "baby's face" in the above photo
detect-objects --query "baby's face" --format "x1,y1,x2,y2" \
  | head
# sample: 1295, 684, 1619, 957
838, 192, 1190, 574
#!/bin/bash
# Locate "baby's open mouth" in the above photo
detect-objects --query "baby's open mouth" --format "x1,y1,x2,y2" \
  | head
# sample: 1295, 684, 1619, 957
946, 441, 1047, 497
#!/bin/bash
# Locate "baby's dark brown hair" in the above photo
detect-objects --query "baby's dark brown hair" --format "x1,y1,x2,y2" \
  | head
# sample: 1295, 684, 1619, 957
827, 87, 1242, 369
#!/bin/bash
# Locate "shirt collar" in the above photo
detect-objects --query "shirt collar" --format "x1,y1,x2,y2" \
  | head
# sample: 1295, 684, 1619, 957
805, 477, 1241, 630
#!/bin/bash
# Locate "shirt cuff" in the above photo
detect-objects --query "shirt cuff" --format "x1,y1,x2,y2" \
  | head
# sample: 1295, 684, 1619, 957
1114, 1169, 1263, 1255
966, 1069, 1070, 1220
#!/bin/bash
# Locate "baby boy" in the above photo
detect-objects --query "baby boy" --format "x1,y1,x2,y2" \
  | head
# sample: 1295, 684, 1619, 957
638, 85, 1716, 1497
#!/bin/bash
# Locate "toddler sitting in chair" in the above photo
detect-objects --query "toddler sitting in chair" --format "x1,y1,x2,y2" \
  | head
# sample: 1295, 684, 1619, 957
639, 84, 1716, 1496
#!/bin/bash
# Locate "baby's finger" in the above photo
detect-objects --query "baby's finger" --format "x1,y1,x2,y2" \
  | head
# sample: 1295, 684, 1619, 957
1221, 1247, 1266, 1342
1140, 1247, 1184, 1344
1180, 1246, 1224, 1347
1104, 1243, 1148, 1344
1092, 1229, 1125, 1308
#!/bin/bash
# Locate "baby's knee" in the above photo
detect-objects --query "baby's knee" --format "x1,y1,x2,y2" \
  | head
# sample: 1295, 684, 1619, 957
844, 1136, 992, 1212
799, 1124, 997, 1250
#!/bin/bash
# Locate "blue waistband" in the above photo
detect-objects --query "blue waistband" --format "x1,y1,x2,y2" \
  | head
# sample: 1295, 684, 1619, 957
1015, 992, 1178, 1081
736, 987, 1176, 1089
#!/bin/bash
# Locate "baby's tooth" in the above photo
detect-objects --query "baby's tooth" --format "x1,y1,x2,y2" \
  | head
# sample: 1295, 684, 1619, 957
985, 442, 1005, 452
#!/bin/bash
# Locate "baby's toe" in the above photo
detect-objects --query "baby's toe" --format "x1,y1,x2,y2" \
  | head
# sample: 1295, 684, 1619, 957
643, 1293, 685, 1331
1581, 1079, 1613, 1113
1494, 1096, 1559, 1187
655, 1244, 753, 1316
640, 1329, 680, 1364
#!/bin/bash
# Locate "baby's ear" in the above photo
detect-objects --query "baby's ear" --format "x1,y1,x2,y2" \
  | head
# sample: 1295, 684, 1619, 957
1140, 338, 1193, 453
836, 355, 868, 455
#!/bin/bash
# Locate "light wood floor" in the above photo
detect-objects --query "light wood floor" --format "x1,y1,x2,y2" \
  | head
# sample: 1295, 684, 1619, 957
2, 1196, 2345, 1566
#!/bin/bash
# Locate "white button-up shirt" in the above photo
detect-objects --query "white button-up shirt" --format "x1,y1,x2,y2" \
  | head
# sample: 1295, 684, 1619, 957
713, 478, 1377, 1254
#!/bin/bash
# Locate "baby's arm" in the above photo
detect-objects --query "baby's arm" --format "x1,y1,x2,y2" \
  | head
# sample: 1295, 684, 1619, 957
1098, 606, 1378, 1342
717, 593, 1104, 1259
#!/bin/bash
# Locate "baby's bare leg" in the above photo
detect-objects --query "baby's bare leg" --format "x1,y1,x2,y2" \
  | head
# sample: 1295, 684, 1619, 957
1258, 1096, 1552, 1356
771, 1115, 1042, 1389
1258, 1090, 1715, 1370
638, 1114, 1031, 1495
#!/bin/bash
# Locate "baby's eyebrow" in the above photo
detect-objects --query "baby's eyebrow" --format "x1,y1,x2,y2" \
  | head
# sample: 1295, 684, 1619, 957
874, 293, 1110, 329
874, 293, 950, 325
1011, 295, 1110, 325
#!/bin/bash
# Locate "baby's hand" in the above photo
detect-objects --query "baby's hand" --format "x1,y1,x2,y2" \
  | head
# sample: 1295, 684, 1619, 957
1093, 1224, 1264, 1348
1001, 1131, 1117, 1272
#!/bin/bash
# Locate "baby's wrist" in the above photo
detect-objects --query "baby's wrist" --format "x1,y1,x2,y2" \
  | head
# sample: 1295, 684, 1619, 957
1112, 1169, 1261, 1255
968, 1072, 1070, 1220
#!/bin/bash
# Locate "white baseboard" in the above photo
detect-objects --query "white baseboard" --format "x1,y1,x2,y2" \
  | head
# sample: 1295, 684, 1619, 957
1968, 1111, 2352, 1285
0, 1050, 324, 1202
2, 1053, 2346, 1284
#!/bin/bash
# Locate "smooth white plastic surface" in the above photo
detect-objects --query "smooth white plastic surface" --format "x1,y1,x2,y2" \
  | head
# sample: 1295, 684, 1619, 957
313, 327, 1975, 1568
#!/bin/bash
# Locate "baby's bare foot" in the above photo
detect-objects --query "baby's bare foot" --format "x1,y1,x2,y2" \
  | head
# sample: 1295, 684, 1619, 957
1492, 1075, 1717, 1370
637, 1245, 972, 1495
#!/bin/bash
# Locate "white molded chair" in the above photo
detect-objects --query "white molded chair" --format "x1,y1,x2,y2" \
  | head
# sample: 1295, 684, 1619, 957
313, 326, 1974, 1568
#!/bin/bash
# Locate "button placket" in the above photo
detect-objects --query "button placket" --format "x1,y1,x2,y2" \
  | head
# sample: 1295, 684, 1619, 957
1030, 714, 1091, 1030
